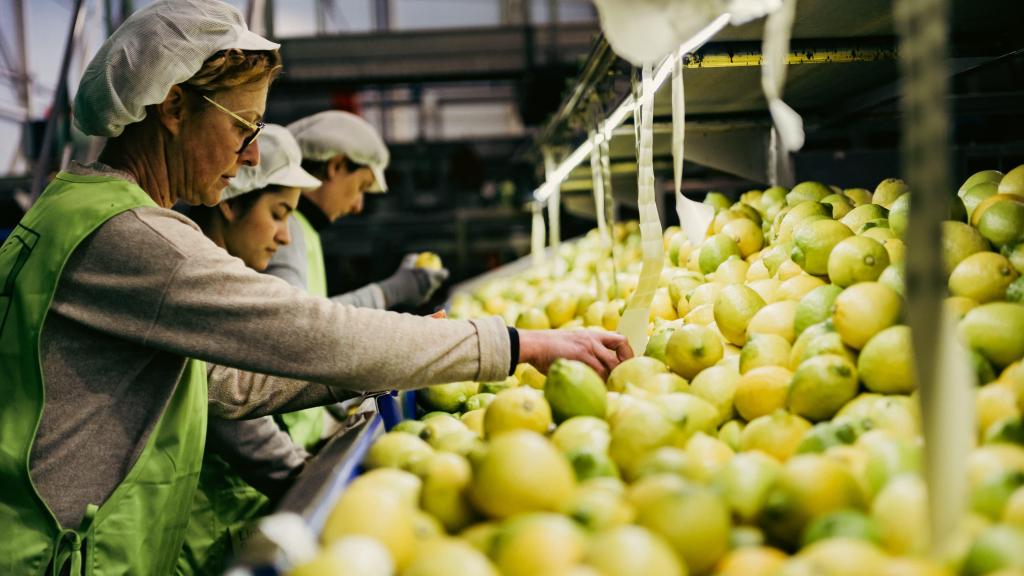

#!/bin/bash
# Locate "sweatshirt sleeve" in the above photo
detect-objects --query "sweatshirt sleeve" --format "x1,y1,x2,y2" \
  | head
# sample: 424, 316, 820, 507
52, 208, 512, 407
205, 416, 309, 501
330, 283, 387, 309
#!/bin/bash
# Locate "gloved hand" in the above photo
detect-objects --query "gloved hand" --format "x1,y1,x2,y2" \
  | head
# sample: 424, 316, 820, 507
377, 253, 450, 308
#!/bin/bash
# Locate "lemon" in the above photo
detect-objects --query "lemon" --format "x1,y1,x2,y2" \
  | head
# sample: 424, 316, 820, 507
403, 538, 497, 576
516, 307, 551, 329
419, 453, 475, 533
700, 234, 743, 275
668, 232, 692, 267
735, 366, 793, 421
484, 387, 553, 438
999, 164, 1024, 195
685, 432, 735, 481
785, 538, 888, 576
723, 216, 765, 258
712, 257, 750, 285
688, 281, 723, 308
879, 263, 905, 296
777, 274, 827, 302
828, 235, 890, 287
787, 354, 859, 422
470, 431, 575, 518
963, 182, 1000, 220
716, 547, 788, 576
290, 536, 395, 576
787, 182, 832, 206
690, 364, 740, 425
1006, 243, 1024, 275
858, 325, 916, 394
714, 284, 766, 346
322, 486, 416, 568
822, 194, 854, 219
683, 303, 715, 326
962, 525, 1024, 576
414, 251, 443, 270
544, 293, 579, 328
492, 513, 587, 576
609, 399, 679, 480
760, 454, 866, 547
887, 193, 910, 237
870, 474, 928, 555
551, 416, 610, 454
350, 468, 422, 509
566, 447, 621, 483
961, 169, 1004, 197
705, 191, 733, 212
607, 356, 669, 392
666, 324, 724, 379
478, 376, 516, 395
747, 258, 771, 281
978, 384, 1022, 441
791, 219, 854, 276
885, 238, 906, 264
746, 300, 799, 343
464, 393, 496, 412
793, 328, 857, 366
1004, 486, 1024, 527
461, 409, 485, 437
833, 282, 903, 349
802, 509, 882, 546
658, 393, 720, 442
840, 204, 888, 234
638, 485, 732, 575
544, 359, 607, 423
713, 450, 783, 523
713, 208, 744, 235
748, 278, 782, 304
514, 362, 546, 389
419, 381, 479, 413
719, 419, 744, 451
860, 431, 922, 497
740, 410, 813, 462
365, 431, 434, 472
961, 303, 1024, 369
793, 284, 843, 338
586, 525, 685, 576
563, 479, 634, 530
977, 196, 1024, 248
763, 185, 788, 207
950, 251, 1019, 303
862, 224, 896, 242
740, 333, 792, 373
844, 188, 874, 206
777, 201, 829, 243
873, 178, 910, 208
761, 243, 793, 276
632, 446, 698, 481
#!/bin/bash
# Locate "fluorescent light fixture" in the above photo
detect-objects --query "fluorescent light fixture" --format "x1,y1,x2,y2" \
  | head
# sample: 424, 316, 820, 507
533, 13, 731, 203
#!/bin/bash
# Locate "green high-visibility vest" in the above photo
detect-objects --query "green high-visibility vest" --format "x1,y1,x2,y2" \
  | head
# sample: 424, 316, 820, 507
0, 172, 208, 575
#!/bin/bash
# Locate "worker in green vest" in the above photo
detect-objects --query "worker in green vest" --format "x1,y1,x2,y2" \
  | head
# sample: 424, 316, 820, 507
179, 124, 321, 575
264, 111, 451, 451
0, 2, 630, 573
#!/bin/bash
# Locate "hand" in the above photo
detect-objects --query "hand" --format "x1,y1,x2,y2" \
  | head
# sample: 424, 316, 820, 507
518, 329, 633, 380
379, 254, 450, 307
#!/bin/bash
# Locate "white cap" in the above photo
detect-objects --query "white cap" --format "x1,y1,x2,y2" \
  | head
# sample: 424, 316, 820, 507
287, 111, 390, 193
74, 0, 280, 137
221, 124, 321, 201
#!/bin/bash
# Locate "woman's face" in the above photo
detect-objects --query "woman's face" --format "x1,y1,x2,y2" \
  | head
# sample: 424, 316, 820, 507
222, 187, 301, 271
177, 81, 269, 207
322, 162, 376, 221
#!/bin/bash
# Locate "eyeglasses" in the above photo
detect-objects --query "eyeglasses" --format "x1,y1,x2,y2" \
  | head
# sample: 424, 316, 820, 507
202, 95, 265, 155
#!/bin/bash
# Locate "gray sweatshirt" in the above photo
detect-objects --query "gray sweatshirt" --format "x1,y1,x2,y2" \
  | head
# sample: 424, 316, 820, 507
31, 169, 510, 529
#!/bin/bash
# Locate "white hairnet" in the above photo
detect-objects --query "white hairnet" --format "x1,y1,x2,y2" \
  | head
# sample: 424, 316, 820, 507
221, 124, 321, 200
74, 0, 279, 137
287, 111, 390, 193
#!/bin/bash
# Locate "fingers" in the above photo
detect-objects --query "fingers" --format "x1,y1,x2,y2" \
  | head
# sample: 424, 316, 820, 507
588, 337, 620, 378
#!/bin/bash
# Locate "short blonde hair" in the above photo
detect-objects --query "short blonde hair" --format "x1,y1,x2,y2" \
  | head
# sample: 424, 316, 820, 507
184, 48, 282, 94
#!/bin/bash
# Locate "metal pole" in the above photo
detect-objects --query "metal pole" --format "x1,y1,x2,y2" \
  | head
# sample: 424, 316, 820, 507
29, 0, 86, 202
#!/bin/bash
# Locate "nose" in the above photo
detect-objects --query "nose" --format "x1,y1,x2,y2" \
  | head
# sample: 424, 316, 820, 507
276, 219, 291, 246
239, 138, 260, 167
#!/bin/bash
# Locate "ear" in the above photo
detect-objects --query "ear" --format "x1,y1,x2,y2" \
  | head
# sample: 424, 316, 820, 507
154, 85, 188, 135
326, 154, 349, 180
218, 199, 238, 223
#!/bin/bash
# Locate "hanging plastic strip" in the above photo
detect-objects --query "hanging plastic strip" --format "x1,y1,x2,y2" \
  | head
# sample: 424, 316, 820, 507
543, 149, 563, 275
672, 47, 715, 247
530, 201, 546, 269
760, 0, 804, 180
617, 63, 664, 355
590, 129, 610, 301
895, 0, 971, 555
600, 123, 620, 299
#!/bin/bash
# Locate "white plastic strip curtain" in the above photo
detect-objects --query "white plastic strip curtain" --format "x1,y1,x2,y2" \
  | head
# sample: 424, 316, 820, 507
600, 126, 620, 298
895, 0, 972, 554
617, 64, 664, 354
760, 0, 804, 184
530, 201, 547, 269
544, 148, 563, 274
672, 48, 715, 246
590, 129, 610, 300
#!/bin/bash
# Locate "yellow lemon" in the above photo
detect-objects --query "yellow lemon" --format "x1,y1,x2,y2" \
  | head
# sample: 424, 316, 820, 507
740, 410, 812, 462
714, 284, 767, 346
470, 431, 576, 519
746, 300, 799, 343
950, 251, 1019, 303
735, 366, 793, 421
484, 387, 553, 438
832, 282, 903, 349
666, 324, 725, 379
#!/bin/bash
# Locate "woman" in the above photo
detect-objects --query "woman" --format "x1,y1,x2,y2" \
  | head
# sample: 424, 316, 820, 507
0, 1, 630, 573
180, 124, 318, 575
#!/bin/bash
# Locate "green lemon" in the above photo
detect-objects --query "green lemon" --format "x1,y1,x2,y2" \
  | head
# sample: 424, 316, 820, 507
858, 325, 916, 394
872, 178, 910, 208
793, 284, 843, 338
791, 219, 855, 276
963, 181, 999, 220
544, 359, 607, 424
840, 204, 888, 234
699, 234, 743, 275
787, 354, 860, 422
960, 169, 1004, 197
827, 235, 890, 287
787, 182, 832, 206
960, 302, 1024, 368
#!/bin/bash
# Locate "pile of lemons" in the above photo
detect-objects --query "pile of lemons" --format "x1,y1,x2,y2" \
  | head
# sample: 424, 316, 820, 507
292, 165, 1024, 576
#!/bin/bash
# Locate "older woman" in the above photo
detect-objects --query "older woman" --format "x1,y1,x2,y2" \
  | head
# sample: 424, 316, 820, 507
0, 0, 630, 573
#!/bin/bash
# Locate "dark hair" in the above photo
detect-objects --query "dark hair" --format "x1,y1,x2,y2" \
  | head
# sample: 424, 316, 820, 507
188, 186, 283, 231
301, 156, 365, 180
